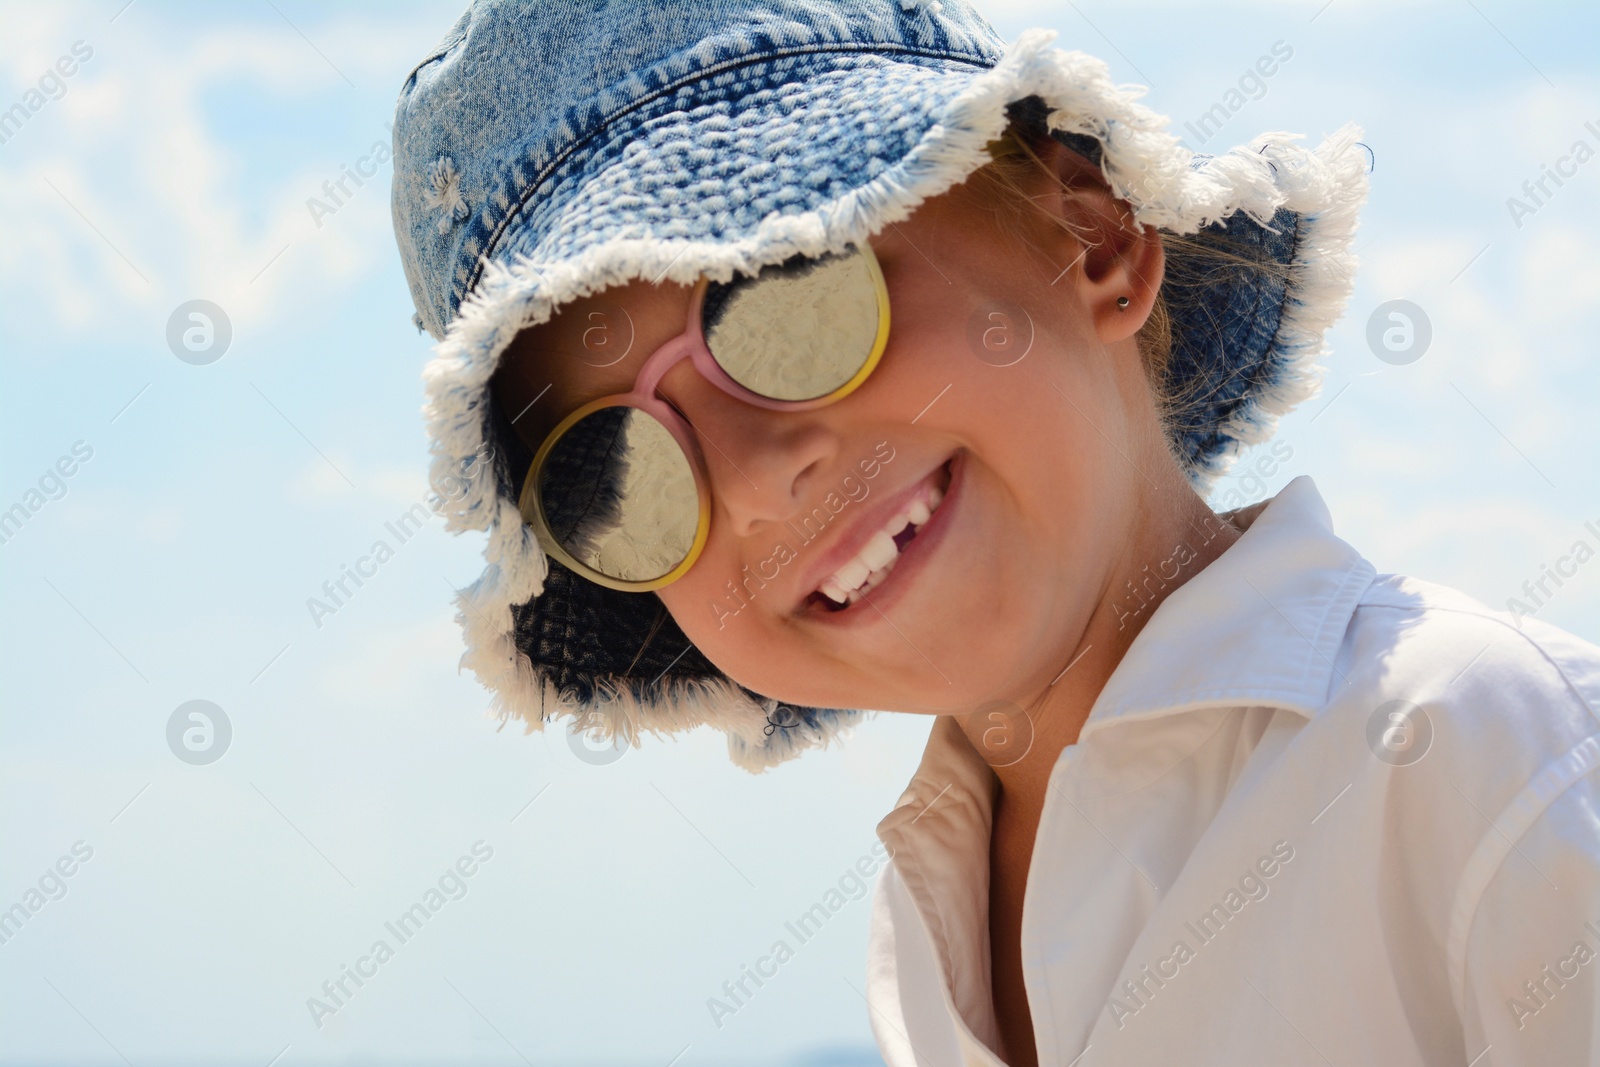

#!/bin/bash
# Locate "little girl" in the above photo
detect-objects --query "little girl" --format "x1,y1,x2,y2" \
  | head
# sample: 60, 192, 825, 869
389, 1, 1600, 1063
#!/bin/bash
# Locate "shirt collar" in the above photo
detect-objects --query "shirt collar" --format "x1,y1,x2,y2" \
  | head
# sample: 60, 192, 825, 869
874, 713, 1003, 1053
1081, 473, 1377, 737
871, 476, 1377, 1054
878, 474, 1377, 836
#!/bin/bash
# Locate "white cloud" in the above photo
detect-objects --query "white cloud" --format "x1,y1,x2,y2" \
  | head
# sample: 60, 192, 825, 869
0, 5, 448, 337
315, 608, 475, 708
285, 456, 434, 513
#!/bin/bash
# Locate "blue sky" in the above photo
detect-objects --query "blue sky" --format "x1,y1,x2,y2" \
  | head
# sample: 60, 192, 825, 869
1, 1, 1597, 1064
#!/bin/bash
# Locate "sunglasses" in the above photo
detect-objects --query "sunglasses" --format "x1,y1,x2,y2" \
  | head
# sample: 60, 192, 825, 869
517, 241, 892, 592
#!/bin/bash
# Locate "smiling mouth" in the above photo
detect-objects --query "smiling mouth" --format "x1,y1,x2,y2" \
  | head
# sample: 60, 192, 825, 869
803, 457, 955, 613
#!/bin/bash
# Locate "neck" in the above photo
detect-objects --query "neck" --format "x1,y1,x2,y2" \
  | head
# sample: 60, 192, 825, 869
959, 477, 1243, 834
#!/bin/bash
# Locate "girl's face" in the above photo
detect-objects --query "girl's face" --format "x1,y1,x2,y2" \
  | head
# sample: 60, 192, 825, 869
495, 142, 1171, 717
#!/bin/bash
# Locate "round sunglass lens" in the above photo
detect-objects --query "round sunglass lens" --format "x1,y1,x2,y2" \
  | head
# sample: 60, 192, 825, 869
703, 245, 883, 402
536, 405, 699, 583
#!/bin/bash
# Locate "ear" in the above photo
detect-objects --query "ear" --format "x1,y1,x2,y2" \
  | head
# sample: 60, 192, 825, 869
1034, 139, 1166, 345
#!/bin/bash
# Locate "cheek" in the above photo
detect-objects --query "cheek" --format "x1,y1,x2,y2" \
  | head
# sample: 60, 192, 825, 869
655, 539, 771, 678
651, 313, 1131, 709
658, 545, 840, 709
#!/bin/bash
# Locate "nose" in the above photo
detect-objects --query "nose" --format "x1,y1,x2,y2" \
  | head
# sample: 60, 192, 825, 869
657, 359, 838, 540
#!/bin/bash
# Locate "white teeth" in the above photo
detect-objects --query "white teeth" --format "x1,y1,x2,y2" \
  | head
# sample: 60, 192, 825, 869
835, 556, 871, 591
814, 478, 949, 606
859, 530, 898, 572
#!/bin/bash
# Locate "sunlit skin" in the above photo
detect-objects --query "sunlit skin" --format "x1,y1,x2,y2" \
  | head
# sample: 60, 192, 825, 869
493, 137, 1242, 1067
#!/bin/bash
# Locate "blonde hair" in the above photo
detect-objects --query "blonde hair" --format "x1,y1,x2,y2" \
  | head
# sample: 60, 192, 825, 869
967, 122, 1296, 441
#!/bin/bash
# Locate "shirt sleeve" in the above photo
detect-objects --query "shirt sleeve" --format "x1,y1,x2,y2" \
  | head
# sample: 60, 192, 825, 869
1456, 734, 1600, 1065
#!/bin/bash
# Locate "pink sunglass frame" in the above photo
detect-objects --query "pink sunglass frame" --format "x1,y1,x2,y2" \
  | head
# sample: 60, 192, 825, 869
517, 242, 892, 593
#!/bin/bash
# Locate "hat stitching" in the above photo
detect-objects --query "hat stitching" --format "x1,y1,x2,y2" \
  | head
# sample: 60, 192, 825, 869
425, 156, 470, 234
407, 29, 1368, 772
456, 44, 998, 306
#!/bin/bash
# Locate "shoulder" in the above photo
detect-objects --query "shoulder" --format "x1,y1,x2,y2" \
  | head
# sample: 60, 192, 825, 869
1307, 569, 1600, 892
1342, 571, 1600, 749
1312, 573, 1600, 1023
1324, 571, 1600, 841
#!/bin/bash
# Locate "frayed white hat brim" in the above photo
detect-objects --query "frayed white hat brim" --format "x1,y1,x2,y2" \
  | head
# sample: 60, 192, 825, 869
419, 27, 1369, 772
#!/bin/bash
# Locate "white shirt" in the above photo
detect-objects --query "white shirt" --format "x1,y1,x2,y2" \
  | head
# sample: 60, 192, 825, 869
865, 475, 1600, 1066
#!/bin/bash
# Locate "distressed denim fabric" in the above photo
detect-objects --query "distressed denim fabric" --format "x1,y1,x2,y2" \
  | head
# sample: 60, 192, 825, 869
389, 0, 1371, 770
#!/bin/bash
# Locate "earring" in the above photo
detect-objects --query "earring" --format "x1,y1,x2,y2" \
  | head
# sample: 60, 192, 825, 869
1116, 296, 1131, 310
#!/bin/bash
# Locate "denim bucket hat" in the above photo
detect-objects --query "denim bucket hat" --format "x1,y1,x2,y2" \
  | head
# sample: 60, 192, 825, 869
391, 0, 1370, 771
